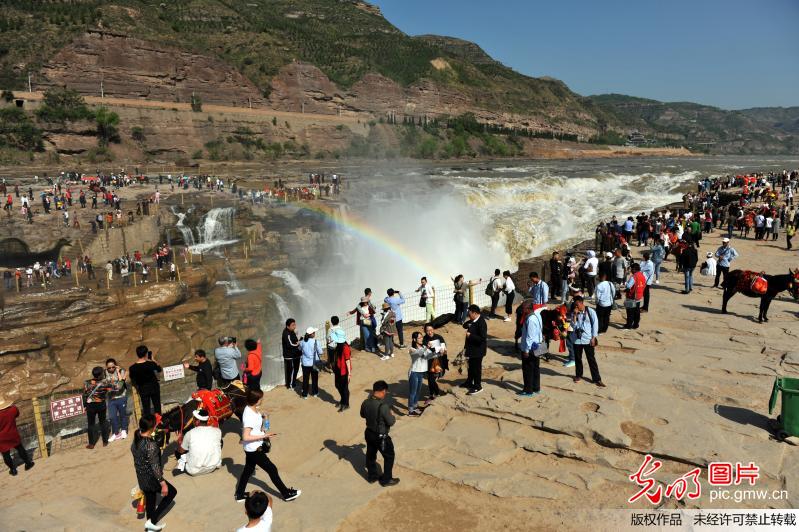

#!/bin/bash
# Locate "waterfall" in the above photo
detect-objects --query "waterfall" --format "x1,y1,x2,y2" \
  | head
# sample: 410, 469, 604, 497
174, 211, 195, 246
191, 207, 237, 253
271, 293, 291, 323
219, 260, 246, 295
270, 270, 315, 315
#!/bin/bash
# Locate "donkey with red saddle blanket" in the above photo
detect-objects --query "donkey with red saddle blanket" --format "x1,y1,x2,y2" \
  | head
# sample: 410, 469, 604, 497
154, 381, 248, 448
722, 269, 799, 322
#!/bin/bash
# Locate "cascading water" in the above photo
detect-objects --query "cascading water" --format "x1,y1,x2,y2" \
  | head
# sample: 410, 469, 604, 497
191, 207, 237, 253
270, 270, 317, 319
220, 261, 246, 295
271, 293, 292, 323
171, 206, 196, 247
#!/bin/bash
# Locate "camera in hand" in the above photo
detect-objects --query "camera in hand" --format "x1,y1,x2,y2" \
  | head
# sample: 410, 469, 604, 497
229, 336, 237, 344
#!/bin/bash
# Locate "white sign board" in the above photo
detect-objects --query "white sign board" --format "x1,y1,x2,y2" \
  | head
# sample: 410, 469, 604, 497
163, 364, 185, 382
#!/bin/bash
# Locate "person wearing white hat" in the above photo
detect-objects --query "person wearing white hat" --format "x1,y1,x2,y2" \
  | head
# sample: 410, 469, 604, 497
713, 238, 739, 288
0, 396, 34, 476
175, 408, 222, 476
300, 327, 323, 399
700, 251, 717, 277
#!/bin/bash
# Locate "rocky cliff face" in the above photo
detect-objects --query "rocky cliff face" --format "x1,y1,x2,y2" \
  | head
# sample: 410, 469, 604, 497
40, 31, 265, 108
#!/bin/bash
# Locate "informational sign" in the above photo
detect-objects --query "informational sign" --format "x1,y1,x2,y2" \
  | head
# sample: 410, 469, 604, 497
50, 395, 84, 422
163, 364, 185, 382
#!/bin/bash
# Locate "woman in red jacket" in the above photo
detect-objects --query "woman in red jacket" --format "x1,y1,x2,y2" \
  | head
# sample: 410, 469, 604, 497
0, 396, 34, 476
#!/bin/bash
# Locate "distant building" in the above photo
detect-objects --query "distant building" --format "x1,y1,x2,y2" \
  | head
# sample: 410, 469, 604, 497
626, 131, 646, 146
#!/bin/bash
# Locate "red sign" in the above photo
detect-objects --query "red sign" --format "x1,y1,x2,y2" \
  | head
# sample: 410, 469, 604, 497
50, 395, 84, 421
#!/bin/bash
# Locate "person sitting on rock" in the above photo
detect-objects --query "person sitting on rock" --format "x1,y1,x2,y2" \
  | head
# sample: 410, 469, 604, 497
175, 409, 222, 476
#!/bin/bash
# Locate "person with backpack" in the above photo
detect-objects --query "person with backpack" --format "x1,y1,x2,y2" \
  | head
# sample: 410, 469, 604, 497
680, 241, 700, 294
486, 269, 503, 318
299, 328, 323, 399
415, 276, 436, 323
384, 289, 406, 347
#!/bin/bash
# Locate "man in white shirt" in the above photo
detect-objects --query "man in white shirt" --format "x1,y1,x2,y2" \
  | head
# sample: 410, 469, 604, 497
502, 270, 515, 322
583, 251, 599, 298
176, 409, 222, 476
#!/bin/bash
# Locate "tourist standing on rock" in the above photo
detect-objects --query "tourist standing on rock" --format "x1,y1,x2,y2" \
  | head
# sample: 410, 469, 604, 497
583, 251, 599, 298
243, 339, 263, 392
327, 316, 347, 369
131, 414, 177, 531
527, 271, 549, 310
333, 341, 352, 412
461, 304, 487, 395
360, 380, 399, 487
502, 270, 516, 322
612, 249, 628, 289
415, 276, 436, 323
594, 273, 615, 334
184, 349, 214, 391
680, 242, 699, 294
379, 303, 397, 361
0, 396, 34, 476
569, 296, 604, 387
237, 491, 273, 532
624, 263, 646, 329
215, 336, 242, 388
452, 274, 467, 324
234, 389, 301, 503
83, 366, 113, 449
713, 238, 738, 288
519, 307, 545, 397
129, 345, 163, 415
299, 328, 322, 399
104, 358, 128, 442
640, 252, 655, 312
422, 324, 447, 402
650, 238, 666, 284
549, 252, 564, 303
351, 298, 377, 354
487, 268, 503, 318
407, 332, 436, 416
384, 289, 406, 347
281, 320, 301, 390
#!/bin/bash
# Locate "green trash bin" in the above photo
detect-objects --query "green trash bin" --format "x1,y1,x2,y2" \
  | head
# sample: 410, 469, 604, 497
768, 377, 799, 439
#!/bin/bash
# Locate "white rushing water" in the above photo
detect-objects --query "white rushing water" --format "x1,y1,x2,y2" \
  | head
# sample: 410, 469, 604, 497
221, 261, 246, 295
271, 270, 316, 318
270, 293, 292, 323
450, 169, 701, 262
191, 207, 238, 253
173, 208, 196, 247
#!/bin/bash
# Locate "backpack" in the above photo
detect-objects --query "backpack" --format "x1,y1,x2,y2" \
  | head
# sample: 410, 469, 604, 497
484, 277, 495, 297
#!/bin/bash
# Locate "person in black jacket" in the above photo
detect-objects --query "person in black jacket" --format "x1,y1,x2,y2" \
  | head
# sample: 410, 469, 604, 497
679, 241, 699, 294
461, 304, 488, 395
549, 251, 563, 301
281, 319, 301, 390
183, 349, 213, 390
360, 380, 398, 487
128, 345, 162, 415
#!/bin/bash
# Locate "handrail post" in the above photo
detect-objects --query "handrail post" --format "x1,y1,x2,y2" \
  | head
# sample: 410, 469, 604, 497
32, 397, 49, 459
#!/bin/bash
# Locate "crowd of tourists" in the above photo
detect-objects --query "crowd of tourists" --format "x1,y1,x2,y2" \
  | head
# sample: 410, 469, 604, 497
2, 168, 797, 531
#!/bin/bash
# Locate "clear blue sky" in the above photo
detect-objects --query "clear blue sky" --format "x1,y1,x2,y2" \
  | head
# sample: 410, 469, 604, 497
372, 0, 799, 110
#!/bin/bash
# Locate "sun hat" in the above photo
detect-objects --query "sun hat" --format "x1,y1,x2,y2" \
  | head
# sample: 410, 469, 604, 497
305, 326, 318, 335
192, 409, 209, 421
722, 237, 730, 243
0, 395, 15, 410
381, 302, 390, 310
707, 252, 713, 257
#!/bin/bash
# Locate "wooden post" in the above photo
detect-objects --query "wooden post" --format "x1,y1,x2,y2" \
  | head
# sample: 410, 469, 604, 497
181, 193, 184, 205
244, 242, 248, 259
78, 236, 84, 256
210, 195, 213, 209
16, 275, 20, 293
106, 272, 110, 290
74, 267, 79, 288
468, 282, 475, 305
155, 265, 159, 283
133, 270, 138, 286
175, 262, 181, 282
31, 397, 49, 459
131, 387, 142, 423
